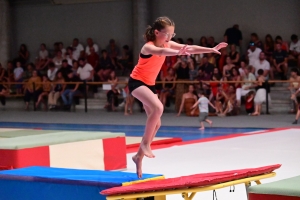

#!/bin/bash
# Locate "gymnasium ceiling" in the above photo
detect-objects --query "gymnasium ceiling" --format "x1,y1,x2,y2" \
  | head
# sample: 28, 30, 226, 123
10, 0, 122, 6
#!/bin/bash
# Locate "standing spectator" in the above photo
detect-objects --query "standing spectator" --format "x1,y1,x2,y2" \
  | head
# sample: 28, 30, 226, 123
24, 70, 42, 110
236, 66, 256, 107
289, 34, 300, 67
48, 71, 65, 110
87, 46, 99, 69
253, 52, 270, 78
85, 38, 99, 56
35, 43, 49, 73
106, 39, 120, 64
160, 67, 176, 107
35, 75, 51, 110
224, 24, 243, 52
52, 50, 64, 69
245, 91, 255, 115
47, 62, 58, 81
59, 42, 66, 56
247, 42, 262, 66
18, 44, 29, 67
273, 42, 288, 80
252, 69, 271, 116
14, 61, 24, 94
250, 33, 264, 50
288, 68, 300, 113
222, 56, 235, 79
264, 34, 274, 62
97, 50, 114, 81
71, 38, 84, 60
61, 71, 82, 110
228, 44, 240, 66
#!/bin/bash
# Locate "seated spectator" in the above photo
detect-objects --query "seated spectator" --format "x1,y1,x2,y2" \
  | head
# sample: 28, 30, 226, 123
175, 38, 184, 44
264, 34, 274, 62
4, 61, 14, 92
85, 38, 99, 56
23, 63, 34, 82
47, 62, 58, 81
78, 58, 94, 92
200, 56, 214, 78
117, 45, 134, 73
105, 70, 119, 111
207, 53, 216, 67
18, 44, 29, 67
207, 36, 218, 48
238, 59, 247, 77
231, 67, 242, 91
0, 63, 6, 83
58, 59, 72, 80
213, 67, 222, 80
106, 39, 120, 65
35, 75, 51, 110
253, 52, 270, 79
72, 60, 79, 76
218, 85, 237, 117
61, 71, 82, 110
160, 67, 176, 108
197, 68, 211, 94
247, 42, 261, 66
48, 71, 65, 110
173, 56, 191, 80
194, 36, 207, 64
71, 38, 84, 60
97, 50, 114, 81
14, 61, 24, 94
218, 47, 228, 73
35, 43, 49, 73
87, 46, 99, 69
65, 47, 75, 66
0, 81, 8, 106
275, 35, 289, 51
123, 79, 134, 116
51, 42, 60, 58
188, 57, 198, 81
24, 70, 42, 110
288, 68, 300, 113
272, 42, 288, 80
289, 34, 300, 67
222, 56, 235, 79
176, 84, 199, 117
250, 33, 264, 50
229, 44, 240, 66
59, 42, 66, 56
252, 69, 271, 116
52, 50, 64, 69
236, 66, 256, 107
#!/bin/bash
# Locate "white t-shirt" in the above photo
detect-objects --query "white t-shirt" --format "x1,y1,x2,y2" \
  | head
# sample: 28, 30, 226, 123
47, 68, 58, 81
14, 67, 24, 79
52, 57, 63, 69
198, 96, 209, 113
61, 48, 66, 56
39, 50, 49, 59
77, 63, 94, 80
248, 48, 262, 66
290, 40, 300, 53
239, 68, 245, 77
71, 43, 84, 60
253, 59, 270, 76
85, 44, 99, 55
242, 73, 256, 90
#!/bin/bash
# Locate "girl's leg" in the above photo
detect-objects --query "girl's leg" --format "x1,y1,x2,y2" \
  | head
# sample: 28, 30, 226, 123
252, 104, 259, 116
292, 109, 300, 124
205, 119, 212, 126
199, 122, 205, 130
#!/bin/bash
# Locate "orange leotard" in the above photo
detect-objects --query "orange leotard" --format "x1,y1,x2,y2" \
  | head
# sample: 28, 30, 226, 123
130, 42, 167, 85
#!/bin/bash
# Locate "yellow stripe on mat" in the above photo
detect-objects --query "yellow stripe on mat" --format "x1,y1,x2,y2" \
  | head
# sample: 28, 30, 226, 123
122, 176, 165, 186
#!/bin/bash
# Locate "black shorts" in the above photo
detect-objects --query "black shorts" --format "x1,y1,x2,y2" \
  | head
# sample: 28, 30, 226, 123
128, 77, 157, 94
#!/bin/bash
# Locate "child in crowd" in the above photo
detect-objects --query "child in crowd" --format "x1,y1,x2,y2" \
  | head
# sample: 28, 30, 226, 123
191, 89, 216, 130
14, 61, 24, 94
245, 91, 255, 115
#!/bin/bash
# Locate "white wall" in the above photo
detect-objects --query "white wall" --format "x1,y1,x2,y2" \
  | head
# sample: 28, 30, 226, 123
11, 0, 133, 61
11, 0, 300, 60
152, 0, 300, 52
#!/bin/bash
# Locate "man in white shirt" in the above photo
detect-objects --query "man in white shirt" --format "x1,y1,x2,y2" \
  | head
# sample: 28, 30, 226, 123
85, 38, 99, 56
253, 52, 270, 79
289, 34, 300, 67
236, 66, 256, 107
47, 62, 58, 81
78, 58, 94, 81
71, 38, 84, 60
247, 42, 261, 66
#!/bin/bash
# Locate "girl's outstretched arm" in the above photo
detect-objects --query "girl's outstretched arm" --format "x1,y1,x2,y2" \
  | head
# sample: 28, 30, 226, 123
142, 43, 189, 56
169, 41, 227, 55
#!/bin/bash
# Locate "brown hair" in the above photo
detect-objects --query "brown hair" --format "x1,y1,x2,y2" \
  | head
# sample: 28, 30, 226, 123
144, 16, 175, 42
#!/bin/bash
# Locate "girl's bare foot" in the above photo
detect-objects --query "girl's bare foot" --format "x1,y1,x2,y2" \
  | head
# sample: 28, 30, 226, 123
208, 121, 213, 127
199, 127, 205, 130
124, 112, 129, 116
252, 112, 258, 116
140, 143, 155, 158
132, 155, 143, 178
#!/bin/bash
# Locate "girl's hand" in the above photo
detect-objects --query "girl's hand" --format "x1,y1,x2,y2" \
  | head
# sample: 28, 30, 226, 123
178, 45, 190, 56
212, 42, 228, 54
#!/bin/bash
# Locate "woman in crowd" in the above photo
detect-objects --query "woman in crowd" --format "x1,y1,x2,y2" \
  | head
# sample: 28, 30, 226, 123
24, 70, 42, 110
264, 34, 274, 62
35, 75, 52, 110
176, 84, 199, 117
48, 71, 65, 110
18, 44, 30, 67
222, 56, 235, 79
228, 44, 240, 66
160, 67, 176, 107
218, 85, 237, 117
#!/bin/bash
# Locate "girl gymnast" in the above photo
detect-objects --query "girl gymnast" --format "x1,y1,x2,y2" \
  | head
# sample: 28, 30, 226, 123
128, 16, 227, 178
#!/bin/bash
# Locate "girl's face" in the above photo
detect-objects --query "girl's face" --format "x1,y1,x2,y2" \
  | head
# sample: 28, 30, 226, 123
155, 25, 175, 44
